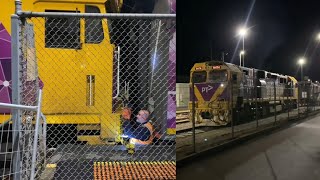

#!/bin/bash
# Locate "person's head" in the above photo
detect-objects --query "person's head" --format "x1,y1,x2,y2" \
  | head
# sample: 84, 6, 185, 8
136, 110, 149, 124
122, 107, 132, 120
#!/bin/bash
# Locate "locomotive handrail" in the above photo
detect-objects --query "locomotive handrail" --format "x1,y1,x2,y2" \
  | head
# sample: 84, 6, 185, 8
113, 46, 121, 99
0, 102, 38, 111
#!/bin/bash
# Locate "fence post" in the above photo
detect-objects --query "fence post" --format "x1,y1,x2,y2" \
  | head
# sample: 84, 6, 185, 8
287, 87, 289, 119
231, 80, 234, 138
273, 80, 277, 125
30, 90, 43, 180
307, 84, 309, 115
298, 83, 300, 118
313, 85, 315, 111
11, 8, 22, 180
255, 73, 258, 128
191, 75, 196, 153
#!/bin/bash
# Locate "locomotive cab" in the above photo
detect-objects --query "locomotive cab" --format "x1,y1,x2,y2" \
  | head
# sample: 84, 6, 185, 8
189, 61, 241, 125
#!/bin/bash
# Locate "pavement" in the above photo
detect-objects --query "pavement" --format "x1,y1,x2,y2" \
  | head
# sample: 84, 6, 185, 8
177, 113, 320, 180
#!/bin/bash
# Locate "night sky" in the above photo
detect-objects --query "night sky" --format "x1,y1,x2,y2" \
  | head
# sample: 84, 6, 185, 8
177, 0, 320, 82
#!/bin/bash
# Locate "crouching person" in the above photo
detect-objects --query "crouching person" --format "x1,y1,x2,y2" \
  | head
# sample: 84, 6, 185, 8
122, 110, 155, 145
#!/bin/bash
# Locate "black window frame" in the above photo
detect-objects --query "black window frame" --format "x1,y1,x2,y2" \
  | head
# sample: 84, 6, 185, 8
257, 70, 265, 79
85, 5, 104, 44
192, 71, 207, 83
208, 70, 228, 82
45, 10, 81, 49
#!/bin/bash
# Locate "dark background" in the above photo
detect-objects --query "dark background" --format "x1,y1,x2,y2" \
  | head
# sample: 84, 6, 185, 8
177, 0, 320, 82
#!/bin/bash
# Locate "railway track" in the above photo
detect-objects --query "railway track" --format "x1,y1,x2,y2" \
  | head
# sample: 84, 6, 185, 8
176, 110, 190, 124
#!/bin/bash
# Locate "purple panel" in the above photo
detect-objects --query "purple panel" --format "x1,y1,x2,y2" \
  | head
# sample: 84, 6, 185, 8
0, 22, 12, 113
0, 61, 6, 81
0, 87, 11, 103
0, 22, 11, 59
0, 21, 44, 114
167, 32, 176, 129
219, 86, 230, 100
170, 0, 176, 13
167, 93, 176, 129
167, 3, 176, 129
1, 60, 11, 82
195, 83, 220, 101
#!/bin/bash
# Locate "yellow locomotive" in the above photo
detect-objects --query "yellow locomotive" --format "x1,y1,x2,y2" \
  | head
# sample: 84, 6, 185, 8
189, 61, 298, 125
0, 0, 124, 144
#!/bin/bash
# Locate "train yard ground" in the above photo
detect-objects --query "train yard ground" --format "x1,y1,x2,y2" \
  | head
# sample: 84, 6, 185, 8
177, 109, 320, 180
176, 106, 320, 162
40, 145, 176, 179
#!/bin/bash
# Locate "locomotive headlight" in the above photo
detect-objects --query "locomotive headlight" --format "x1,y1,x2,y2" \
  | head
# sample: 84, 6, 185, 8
220, 83, 224, 87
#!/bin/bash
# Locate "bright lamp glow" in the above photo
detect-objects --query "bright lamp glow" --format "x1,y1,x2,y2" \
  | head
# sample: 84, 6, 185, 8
317, 33, 320, 41
238, 27, 248, 37
298, 58, 305, 65
240, 50, 245, 55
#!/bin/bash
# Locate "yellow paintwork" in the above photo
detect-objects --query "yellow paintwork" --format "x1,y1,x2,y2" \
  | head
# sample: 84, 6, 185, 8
45, 114, 101, 124
0, 115, 12, 124
0, 0, 123, 141
167, 128, 175, 134
288, 75, 299, 100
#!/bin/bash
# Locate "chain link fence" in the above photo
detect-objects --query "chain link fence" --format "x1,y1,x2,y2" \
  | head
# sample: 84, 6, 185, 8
1, 11, 176, 180
177, 75, 320, 162
0, 17, 45, 179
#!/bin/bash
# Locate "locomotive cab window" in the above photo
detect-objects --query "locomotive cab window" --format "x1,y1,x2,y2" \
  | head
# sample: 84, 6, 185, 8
85, 5, 104, 44
257, 71, 265, 79
271, 75, 278, 80
208, 70, 228, 82
45, 10, 80, 49
192, 71, 207, 83
280, 78, 284, 83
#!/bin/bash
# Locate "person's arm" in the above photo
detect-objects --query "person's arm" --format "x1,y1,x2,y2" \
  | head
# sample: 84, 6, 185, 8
123, 122, 150, 141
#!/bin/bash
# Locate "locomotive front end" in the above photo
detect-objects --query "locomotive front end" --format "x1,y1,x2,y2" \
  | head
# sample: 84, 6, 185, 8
189, 61, 240, 125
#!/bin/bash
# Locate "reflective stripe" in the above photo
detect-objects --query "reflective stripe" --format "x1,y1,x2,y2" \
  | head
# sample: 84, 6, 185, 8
130, 122, 154, 145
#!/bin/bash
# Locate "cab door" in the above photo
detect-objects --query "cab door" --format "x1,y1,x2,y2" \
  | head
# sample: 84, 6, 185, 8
78, 4, 115, 116
33, 3, 89, 114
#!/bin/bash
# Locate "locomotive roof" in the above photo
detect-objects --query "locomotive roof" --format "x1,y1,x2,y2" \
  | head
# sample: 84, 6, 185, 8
197, 61, 299, 83
194, 61, 242, 73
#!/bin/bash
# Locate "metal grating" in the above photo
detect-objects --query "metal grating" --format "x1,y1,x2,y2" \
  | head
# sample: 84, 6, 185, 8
93, 161, 176, 180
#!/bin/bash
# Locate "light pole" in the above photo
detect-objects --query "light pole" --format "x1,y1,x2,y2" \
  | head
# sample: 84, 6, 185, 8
298, 58, 305, 81
238, 27, 248, 66
239, 50, 245, 67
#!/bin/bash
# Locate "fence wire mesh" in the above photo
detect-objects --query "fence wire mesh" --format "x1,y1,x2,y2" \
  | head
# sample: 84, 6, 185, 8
0, 19, 45, 179
177, 74, 320, 161
3, 13, 176, 179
